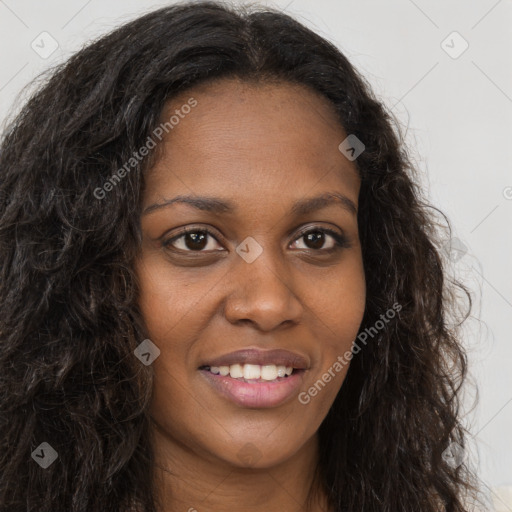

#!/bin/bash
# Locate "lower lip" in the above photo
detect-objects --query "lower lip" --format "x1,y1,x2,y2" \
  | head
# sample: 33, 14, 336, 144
199, 369, 305, 408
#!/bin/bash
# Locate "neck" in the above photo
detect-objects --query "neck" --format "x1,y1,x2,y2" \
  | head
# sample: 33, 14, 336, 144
150, 423, 330, 512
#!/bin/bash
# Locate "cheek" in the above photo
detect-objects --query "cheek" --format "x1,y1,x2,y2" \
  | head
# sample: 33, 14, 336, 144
135, 261, 208, 449
306, 258, 366, 346
134, 256, 206, 339
300, 261, 365, 404
149, 362, 216, 462
312, 287, 365, 340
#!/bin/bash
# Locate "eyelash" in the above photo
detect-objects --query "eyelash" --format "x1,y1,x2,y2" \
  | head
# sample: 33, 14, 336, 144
162, 225, 351, 254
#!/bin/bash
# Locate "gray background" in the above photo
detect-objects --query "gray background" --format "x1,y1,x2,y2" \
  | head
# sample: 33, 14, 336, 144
1, 0, 511, 508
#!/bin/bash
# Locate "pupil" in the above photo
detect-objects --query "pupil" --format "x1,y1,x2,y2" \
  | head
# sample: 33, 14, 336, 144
186, 232, 207, 250
306, 232, 324, 249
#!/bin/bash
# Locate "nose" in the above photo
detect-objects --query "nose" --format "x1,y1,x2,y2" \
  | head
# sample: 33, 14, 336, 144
222, 245, 303, 332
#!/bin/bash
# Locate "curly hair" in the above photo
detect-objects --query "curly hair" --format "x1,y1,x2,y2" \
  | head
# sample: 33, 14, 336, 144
0, 1, 479, 511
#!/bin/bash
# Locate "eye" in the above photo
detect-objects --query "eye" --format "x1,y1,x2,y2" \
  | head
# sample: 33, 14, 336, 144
290, 227, 350, 251
163, 225, 350, 254
163, 227, 223, 252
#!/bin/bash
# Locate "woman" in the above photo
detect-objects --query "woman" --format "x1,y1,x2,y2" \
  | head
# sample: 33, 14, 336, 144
0, 2, 480, 511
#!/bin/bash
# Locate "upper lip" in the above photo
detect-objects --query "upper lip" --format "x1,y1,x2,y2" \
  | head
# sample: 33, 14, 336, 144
199, 348, 309, 370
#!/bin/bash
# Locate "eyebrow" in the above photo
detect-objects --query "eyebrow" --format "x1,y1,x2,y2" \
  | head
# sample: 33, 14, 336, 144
142, 192, 357, 217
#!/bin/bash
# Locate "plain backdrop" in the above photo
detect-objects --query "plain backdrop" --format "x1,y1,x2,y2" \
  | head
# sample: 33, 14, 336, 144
1, 0, 511, 507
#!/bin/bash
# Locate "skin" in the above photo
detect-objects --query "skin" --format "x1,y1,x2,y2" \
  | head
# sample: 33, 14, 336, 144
134, 78, 366, 512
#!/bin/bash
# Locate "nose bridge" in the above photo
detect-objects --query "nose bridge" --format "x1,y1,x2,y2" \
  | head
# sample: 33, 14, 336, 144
223, 236, 302, 329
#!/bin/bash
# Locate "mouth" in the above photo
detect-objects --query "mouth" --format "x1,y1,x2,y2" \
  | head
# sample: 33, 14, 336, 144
199, 363, 299, 381
197, 348, 308, 408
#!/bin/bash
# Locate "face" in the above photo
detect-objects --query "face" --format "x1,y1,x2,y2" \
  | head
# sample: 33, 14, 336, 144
135, 78, 366, 470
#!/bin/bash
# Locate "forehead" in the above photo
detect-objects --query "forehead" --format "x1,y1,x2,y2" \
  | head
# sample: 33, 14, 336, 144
144, 78, 360, 208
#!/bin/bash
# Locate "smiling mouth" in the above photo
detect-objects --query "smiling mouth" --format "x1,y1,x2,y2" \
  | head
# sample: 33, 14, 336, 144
198, 366, 306, 408
197, 348, 309, 407
199, 363, 301, 383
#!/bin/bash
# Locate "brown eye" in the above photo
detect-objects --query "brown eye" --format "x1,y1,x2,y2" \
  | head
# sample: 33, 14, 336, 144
163, 228, 223, 252
291, 228, 350, 251
163, 225, 350, 255
303, 231, 327, 250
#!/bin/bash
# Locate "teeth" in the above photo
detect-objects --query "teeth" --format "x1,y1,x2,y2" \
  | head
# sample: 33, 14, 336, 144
243, 364, 261, 380
207, 363, 296, 380
229, 363, 243, 379
261, 365, 278, 380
